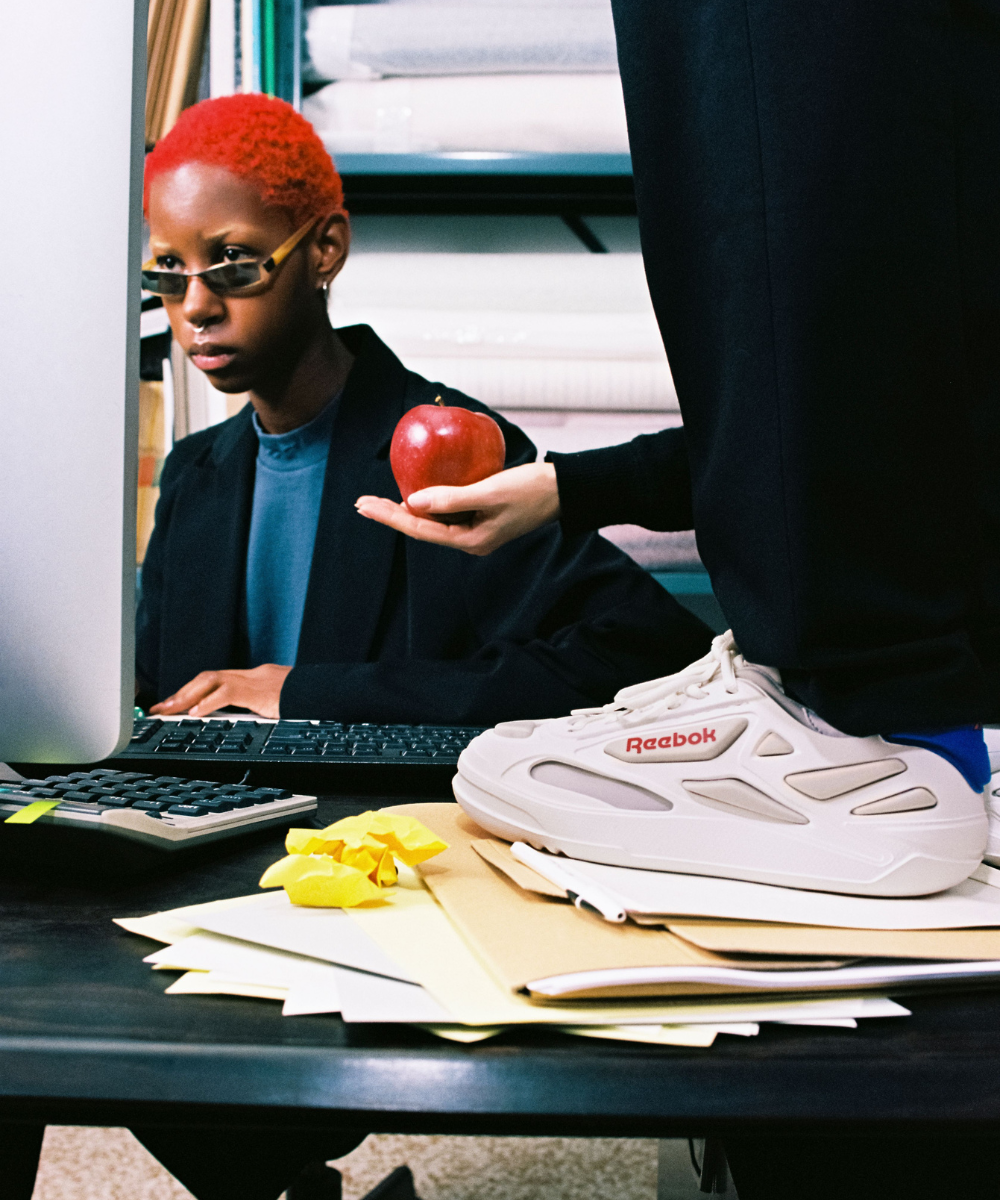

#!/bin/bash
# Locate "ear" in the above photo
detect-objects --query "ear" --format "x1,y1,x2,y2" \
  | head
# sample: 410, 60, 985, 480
312, 211, 350, 290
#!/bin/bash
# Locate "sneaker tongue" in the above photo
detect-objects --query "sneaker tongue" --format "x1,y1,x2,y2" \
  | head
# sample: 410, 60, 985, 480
737, 658, 849, 737
735, 658, 784, 693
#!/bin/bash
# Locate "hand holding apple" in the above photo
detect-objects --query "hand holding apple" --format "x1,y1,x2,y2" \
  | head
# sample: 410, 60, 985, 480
390, 396, 505, 522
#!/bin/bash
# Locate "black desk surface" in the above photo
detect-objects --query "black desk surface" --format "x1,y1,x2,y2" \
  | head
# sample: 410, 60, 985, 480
4, 793, 1000, 1138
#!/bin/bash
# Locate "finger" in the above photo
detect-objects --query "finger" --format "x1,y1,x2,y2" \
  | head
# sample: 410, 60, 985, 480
150, 673, 221, 714
405, 480, 500, 513
357, 496, 509, 554
188, 684, 230, 717
355, 498, 470, 547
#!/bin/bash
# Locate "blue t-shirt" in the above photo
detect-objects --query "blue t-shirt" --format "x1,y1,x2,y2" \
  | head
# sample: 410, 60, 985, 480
245, 397, 339, 666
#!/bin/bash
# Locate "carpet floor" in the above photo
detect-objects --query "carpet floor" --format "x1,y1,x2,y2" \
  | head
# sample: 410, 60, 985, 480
32, 1128, 661, 1200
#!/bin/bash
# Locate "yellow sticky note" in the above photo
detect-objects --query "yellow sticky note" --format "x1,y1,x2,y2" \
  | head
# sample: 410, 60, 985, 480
4, 800, 61, 825
260, 854, 385, 907
265, 813, 445, 906
311, 811, 449, 866
284, 829, 334, 856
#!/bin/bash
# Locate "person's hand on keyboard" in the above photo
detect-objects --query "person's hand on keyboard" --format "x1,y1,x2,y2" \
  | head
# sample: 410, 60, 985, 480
355, 462, 559, 556
149, 664, 292, 719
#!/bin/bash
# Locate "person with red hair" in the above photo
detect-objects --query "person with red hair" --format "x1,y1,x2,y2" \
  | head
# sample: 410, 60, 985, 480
144, 91, 347, 230
135, 92, 708, 728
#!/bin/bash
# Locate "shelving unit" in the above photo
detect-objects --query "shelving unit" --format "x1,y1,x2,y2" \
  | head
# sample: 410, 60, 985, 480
185, 0, 718, 616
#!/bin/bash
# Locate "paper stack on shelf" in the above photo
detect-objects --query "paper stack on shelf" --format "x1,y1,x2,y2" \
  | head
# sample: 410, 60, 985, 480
305, 2, 620, 82
120, 802, 1000, 1047
303, 0, 625, 156
329, 254, 677, 413
304, 73, 628, 156
146, 0, 209, 145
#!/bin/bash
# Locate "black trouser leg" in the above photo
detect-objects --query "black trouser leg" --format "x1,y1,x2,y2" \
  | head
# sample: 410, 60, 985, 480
724, 1133, 1000, 1200
0, 1123, 46, 1200
130, 1126, 367, 1200
611, 0, 1000, 733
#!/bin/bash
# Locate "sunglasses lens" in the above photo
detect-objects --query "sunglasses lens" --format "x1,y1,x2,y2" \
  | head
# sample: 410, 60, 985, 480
203, 262, 263, 294
141, 270, 188, 297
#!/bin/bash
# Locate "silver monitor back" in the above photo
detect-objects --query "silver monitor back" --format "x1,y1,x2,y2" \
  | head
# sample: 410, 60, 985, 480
0, 0, 145, 763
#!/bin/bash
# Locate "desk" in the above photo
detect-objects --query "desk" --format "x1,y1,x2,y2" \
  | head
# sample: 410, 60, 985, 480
4, 795, 1000, 1144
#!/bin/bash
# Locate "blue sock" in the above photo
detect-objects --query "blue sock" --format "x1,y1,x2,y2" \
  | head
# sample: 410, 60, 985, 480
886, 725, 991, 793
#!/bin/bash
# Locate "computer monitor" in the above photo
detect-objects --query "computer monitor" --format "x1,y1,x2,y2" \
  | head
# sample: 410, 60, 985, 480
0, 0, 145, 763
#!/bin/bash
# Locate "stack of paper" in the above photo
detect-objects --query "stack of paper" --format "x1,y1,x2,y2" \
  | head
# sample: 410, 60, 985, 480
133, 804, 1000, 1047
328, 253, 677, 414
305, 2, 619, 83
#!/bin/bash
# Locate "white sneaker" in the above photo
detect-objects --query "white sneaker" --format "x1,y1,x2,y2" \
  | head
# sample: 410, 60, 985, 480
981, 728, 1000, 867
454, 632, 988, 897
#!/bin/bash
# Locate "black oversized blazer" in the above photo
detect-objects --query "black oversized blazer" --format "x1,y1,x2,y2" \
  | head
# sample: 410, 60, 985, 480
136, 325, 711, 724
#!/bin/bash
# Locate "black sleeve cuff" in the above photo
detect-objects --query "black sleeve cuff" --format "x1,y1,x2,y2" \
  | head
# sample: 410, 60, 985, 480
546, 426, 693, 536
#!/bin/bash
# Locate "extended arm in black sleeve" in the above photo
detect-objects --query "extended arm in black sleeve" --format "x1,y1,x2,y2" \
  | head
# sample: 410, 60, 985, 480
546, 425, 692, 537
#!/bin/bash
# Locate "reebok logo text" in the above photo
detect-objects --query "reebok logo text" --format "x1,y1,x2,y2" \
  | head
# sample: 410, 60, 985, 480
603, 717, 748, 764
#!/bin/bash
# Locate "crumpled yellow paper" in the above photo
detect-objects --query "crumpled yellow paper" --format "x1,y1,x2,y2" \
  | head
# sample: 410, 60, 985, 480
259, 811, 448, 907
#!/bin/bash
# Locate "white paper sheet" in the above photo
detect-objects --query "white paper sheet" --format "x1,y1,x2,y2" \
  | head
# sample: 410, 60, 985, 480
144, 932, 344, 1007
542, 856, 1000, 930
164, 970, 290, 1003
306, 4, 618, 81
170, 891, 416, 982
336, 968, 456, 1024
331, 253, 657, 321
304, 73, 628, 154
527, 959, 1000, 1000
563, 1025, 726, 1048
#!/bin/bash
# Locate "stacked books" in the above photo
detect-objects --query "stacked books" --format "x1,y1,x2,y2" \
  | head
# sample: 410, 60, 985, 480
146, 0, 209, 145
116, 803, 1000, 1047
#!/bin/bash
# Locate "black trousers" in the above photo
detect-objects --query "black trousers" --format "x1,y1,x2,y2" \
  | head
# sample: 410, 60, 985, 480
723, 1132, 1000, 1200
611, 0, 1000, 734
2, 1123, 365, 1200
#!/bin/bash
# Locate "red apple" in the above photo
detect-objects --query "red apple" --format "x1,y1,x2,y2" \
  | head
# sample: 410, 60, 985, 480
390, 397, 506, 521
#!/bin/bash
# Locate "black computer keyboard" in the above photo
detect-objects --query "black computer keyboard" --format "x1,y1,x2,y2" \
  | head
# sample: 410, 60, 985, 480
108, 716, 487, 794
0, 767, 316, 870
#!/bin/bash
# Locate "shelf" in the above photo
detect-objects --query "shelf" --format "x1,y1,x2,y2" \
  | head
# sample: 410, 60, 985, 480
341, 168, 635, 216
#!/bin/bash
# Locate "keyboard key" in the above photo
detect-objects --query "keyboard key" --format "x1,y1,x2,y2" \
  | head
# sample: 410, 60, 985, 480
253, 787, 292, 799
152, 776, 186, 785
133, 800, 172, 812
194, 799, 238, 813
167, 804, 209, 817
101, 796, 136, 807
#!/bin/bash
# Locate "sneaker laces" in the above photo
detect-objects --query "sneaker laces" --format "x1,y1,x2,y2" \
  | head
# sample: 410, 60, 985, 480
568, 630, 741, 731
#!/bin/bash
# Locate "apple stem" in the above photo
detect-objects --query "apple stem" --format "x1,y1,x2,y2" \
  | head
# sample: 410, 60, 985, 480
434, 394, 444, 406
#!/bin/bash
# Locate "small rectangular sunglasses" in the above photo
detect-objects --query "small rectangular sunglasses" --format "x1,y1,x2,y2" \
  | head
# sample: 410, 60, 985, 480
141, 217, 315, 297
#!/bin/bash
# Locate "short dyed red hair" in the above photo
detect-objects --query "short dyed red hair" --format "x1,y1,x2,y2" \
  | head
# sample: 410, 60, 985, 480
144, 94, 345, 227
